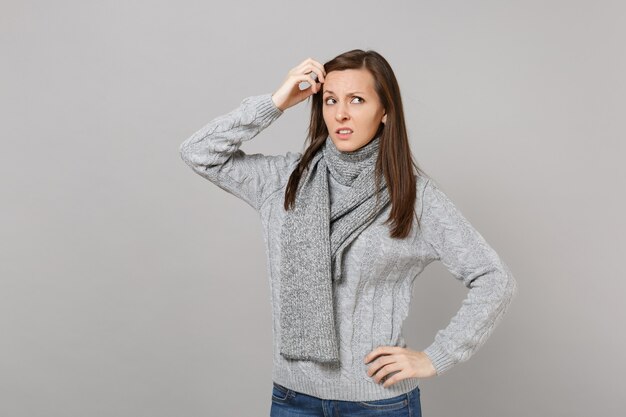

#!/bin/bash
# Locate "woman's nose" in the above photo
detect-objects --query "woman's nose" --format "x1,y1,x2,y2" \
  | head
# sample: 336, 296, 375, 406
335, 107, 349, 121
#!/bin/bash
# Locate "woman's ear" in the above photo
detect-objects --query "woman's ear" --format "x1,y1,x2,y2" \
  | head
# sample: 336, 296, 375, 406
382, 113, 387, 124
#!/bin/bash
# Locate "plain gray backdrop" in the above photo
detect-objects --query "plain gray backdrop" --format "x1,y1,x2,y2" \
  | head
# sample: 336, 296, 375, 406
2, 1, 624, 416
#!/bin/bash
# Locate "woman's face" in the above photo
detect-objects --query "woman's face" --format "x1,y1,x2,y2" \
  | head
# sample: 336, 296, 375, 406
321, 68, 387, 153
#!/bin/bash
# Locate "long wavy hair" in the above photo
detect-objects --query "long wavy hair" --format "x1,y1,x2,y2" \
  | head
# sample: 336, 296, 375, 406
283, 49, 429, 239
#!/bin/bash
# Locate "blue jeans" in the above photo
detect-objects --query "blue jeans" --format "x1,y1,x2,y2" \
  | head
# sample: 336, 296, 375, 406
270, 382, 422, 416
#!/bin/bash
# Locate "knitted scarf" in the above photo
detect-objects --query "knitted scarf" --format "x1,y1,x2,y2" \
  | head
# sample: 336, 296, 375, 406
278, 134, 391, 363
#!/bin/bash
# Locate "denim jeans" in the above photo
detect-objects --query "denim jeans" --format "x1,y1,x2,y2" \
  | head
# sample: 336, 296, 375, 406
270, 382, 422, 416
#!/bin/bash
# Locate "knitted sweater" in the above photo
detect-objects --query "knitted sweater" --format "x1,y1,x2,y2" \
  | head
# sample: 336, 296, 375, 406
178, 92, 518, 401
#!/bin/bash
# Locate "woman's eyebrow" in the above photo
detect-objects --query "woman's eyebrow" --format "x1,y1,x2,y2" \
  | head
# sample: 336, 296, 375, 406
323, 90, 366, 96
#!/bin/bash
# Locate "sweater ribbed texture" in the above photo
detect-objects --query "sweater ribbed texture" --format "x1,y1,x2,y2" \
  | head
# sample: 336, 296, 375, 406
179, 93, 518, 401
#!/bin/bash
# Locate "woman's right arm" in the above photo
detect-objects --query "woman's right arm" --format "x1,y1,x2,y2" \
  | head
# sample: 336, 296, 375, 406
179, 93, 300, 211
179, 58, 327, 211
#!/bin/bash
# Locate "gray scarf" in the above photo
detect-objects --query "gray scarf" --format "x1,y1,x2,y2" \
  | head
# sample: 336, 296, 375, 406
279, 134, 391, 364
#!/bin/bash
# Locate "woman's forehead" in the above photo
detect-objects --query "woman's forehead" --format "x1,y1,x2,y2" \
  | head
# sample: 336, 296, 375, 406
323, 70, 375, 95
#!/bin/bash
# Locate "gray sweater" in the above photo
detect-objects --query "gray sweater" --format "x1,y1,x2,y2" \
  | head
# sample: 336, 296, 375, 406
179, 93, 518, 401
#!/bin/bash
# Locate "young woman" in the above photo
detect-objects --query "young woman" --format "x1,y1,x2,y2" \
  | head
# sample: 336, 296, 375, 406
179, 49, 518, 417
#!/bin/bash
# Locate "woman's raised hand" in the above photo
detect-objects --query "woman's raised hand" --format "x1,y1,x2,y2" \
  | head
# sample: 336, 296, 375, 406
271, 57, 326, 112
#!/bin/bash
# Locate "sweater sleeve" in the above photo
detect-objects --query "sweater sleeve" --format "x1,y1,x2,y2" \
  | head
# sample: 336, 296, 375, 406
179, 93, 302, 211
419, 179, 518, 376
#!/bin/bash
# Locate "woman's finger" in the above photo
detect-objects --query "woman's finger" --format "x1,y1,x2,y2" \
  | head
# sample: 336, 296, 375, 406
298, 72, 321, 93
307, 61, 326, 82
292, 57, 314, 74
382, 368, 409, 388
295, 58, 326, 83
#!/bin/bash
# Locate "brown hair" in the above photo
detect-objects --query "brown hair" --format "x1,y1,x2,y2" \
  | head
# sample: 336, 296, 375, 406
284, 49, 429, 239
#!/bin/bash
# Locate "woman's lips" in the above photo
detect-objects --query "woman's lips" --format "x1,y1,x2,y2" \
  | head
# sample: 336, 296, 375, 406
336, 130, 353, 139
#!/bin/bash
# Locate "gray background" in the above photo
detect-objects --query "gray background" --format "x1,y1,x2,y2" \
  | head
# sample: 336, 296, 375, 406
1, 1, 624, 416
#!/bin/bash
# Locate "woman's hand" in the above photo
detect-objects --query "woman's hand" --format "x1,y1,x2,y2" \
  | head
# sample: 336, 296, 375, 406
271, 57, 326, 112
364, 346, 437, 388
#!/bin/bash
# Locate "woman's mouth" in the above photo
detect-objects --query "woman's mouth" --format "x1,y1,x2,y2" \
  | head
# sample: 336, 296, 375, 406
336, 128, 353, 139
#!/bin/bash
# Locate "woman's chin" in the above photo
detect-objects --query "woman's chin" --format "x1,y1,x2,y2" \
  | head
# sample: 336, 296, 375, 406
335, 143, 357, 153
332, 136, 372, 153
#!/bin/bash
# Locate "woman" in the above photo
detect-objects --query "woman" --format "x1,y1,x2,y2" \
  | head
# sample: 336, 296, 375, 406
179, 49, 518, 416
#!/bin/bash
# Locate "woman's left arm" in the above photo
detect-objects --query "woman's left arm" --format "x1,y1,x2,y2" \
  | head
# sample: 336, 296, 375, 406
419, 179, 519, 376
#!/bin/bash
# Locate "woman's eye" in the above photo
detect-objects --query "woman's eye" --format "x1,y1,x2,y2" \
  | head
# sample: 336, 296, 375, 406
325, 97, 364, 105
